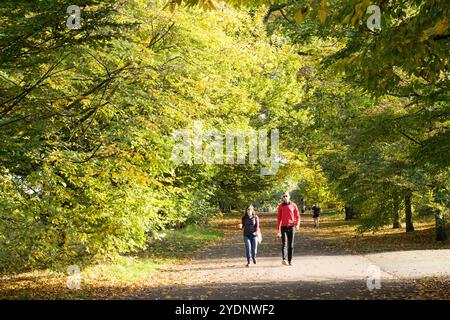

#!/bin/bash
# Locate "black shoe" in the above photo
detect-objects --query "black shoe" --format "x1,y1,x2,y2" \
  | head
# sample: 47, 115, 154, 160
252, 258, 256, 264
288, 261, 292, 266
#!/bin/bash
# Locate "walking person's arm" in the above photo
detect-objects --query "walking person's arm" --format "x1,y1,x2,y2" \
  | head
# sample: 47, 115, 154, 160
277, 205, 282, 236
255, 215, 262, 244
294, 204, 300, 230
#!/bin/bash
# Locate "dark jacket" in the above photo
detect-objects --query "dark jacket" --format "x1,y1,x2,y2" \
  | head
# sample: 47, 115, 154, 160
242, 215, 260, 237
312, 205, 321, 216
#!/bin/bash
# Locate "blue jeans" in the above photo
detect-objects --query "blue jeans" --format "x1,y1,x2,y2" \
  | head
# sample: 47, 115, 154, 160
244, 235, 257, 263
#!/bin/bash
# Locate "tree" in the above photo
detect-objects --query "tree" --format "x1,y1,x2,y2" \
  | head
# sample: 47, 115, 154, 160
0, 1, 308, 271
254, 0, 449, 237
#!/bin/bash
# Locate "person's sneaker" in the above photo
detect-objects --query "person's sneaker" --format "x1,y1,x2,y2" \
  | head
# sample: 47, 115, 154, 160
246, 263, 250, 267
282, 260, 288, 266
252, 258, 256, 264
288, 261, 293, 266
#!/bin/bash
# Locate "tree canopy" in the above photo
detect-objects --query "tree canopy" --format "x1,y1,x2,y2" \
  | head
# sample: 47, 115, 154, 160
0, 0, 448, 272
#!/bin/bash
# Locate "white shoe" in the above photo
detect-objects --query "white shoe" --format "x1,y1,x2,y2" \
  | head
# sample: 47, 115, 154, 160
282, 260, 288, 266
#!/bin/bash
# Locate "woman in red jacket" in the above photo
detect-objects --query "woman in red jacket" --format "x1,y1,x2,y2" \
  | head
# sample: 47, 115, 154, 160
277, 192, 300, 266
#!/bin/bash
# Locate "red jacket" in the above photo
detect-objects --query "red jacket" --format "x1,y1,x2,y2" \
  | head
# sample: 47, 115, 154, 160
277, 202, 300, 230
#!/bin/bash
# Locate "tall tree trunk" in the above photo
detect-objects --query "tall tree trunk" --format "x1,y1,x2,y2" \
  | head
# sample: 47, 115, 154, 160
405, 193, 414, 232
435, 209, 447, 241
392, 199, 401, 229
218, 201, 225, 213
345, 206, 355, 220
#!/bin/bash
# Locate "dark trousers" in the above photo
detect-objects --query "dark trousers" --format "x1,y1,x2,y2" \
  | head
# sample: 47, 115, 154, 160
281, 226, 295, 262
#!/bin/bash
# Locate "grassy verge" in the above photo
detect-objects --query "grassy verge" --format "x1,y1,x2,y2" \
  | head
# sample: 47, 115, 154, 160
306, 214, 450, 253
304, 213, 450, 299
0, 224, 224, 299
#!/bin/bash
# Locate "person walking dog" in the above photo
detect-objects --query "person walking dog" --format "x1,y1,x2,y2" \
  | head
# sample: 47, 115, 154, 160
277, 192, 300, 266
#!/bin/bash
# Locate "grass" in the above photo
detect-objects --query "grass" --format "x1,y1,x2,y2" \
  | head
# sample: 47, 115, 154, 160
145, 225, 224, 260
317, 211, 346, 221
85, 256, 169, 283
2, 212, 447, 299
302, 212, 450, 299
0, 224, 224, 299
307, 214, 450, 253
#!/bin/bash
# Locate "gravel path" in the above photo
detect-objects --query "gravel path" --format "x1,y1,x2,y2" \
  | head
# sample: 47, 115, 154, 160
132, 214, 450, 299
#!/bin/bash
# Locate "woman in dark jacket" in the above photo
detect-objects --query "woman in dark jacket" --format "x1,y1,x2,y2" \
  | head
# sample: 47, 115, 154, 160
238, 205, 260, 267
312, 203, 321, 228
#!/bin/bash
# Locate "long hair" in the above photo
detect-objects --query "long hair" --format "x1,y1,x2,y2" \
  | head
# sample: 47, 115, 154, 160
243, 205, 256, 222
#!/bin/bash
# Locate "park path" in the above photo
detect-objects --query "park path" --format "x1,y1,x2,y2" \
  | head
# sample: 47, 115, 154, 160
131, 214, 450, 300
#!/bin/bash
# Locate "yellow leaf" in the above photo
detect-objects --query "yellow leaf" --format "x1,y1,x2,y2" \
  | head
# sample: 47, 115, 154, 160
318, 0, 328, 24
420, 19, 448, 42
294, 6, 310, 24
351, 3, 364, 26
434, 19, 449, 36
343, 13, 352, 24
419, 31, 429, 42
294, 9, 305, 23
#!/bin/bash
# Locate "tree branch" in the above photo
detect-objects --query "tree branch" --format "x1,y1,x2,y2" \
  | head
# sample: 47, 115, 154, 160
263, 2, 290, 24
398, 131, 423, 146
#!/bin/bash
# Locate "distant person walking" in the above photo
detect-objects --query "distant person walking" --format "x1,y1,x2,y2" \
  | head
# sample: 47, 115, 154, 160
312, 203, 321, 228
277, 192, 300, 266
238, 205, 260, 267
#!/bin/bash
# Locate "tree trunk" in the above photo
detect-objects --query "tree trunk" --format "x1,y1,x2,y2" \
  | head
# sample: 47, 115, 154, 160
405, 193, 414, 232
435, 209, 447, 241
392, 199, 401, 229
345, 206, 355, 220
218, 201, 231, 213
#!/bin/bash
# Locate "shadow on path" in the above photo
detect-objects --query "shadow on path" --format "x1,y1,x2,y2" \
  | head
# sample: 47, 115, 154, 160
130, 213, 448, 300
